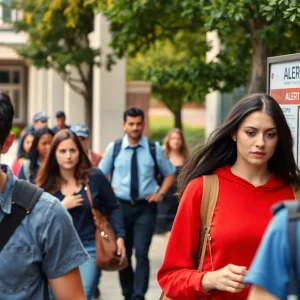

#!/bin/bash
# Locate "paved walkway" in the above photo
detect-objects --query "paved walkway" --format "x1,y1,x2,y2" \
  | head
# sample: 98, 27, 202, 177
2, 141, 167, 300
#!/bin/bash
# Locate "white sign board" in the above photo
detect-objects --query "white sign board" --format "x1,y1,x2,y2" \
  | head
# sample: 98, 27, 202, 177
268, 54, 300, 164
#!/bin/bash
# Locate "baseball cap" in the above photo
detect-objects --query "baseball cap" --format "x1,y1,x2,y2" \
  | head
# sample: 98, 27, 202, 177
33, 112, 48, 123
55, 110, 66, 118
70, 123, 89, 138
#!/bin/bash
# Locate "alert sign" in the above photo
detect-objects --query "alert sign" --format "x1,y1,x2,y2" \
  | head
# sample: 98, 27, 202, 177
267, 53, 300, 164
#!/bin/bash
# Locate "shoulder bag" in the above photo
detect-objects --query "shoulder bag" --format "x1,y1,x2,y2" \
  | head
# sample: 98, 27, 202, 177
84, 181, 128, 271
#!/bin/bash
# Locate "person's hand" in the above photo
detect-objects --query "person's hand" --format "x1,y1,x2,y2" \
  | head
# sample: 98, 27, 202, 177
146, 193, 163, 203
61, 194, 84, 210
201, 264, 248, 293
116, 238, 126, 265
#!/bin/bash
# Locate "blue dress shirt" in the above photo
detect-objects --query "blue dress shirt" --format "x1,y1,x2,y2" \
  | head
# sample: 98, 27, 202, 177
99, 135, 176, 201
0, 165, 89, 299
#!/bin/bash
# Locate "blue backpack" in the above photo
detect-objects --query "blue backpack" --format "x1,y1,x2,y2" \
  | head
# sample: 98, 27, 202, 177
111, 139, 162, 184
273, 200, 300, 299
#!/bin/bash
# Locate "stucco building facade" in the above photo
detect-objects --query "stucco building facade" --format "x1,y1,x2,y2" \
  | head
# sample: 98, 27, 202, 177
0, 11, 127, 153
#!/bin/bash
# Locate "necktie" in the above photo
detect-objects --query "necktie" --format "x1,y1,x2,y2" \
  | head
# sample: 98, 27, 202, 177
130, 147, 139, 201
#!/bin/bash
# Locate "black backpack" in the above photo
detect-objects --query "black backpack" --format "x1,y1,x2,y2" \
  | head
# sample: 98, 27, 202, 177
0, 180, 48, 299
111, 139, 162, 184
273, 200, 300, 299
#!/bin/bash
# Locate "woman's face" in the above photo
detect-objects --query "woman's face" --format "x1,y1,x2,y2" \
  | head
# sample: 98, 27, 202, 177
37, 134, 53, 158
233, 111, 279, 168
23, 134, 34, 153
168, 132, 183, 151
55, 139, 80, 170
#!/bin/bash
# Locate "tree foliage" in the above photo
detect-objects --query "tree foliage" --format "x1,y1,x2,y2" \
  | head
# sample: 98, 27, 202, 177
13, 0, 100, 97
262, 0, 300, 24
99, 0, 300, 94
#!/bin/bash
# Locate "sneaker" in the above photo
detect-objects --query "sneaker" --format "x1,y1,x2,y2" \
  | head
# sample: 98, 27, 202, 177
93, 287, 101, 299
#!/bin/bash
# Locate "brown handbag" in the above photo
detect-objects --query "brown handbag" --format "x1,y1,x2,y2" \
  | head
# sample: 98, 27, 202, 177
159, 174, 219, 300
84, 181, 128, 271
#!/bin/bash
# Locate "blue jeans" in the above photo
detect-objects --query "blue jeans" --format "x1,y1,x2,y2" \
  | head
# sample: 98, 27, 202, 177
79, 240, 101, 300
119, 200, 157, 300
48, 240, 99, 300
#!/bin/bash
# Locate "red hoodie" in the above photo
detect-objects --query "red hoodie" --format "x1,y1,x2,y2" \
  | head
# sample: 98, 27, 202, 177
157, 165, 295, 299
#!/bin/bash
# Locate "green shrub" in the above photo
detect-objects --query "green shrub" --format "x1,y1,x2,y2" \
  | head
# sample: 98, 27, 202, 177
149, 116, 205, 151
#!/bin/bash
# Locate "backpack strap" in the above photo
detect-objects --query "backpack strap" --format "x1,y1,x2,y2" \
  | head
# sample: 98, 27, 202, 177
0, 180, 48, 299
159, 175, 219, 300
111, 139, 122, 181
198, 174, 219, 270
0, 180, 43, 250
285, 200, 300, 299
148, 140, 160, 183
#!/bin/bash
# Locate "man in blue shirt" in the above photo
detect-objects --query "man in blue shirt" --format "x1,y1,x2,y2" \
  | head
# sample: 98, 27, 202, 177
0, 91, 89, 299
246, 207, 300, 300
99, 107, 176, 300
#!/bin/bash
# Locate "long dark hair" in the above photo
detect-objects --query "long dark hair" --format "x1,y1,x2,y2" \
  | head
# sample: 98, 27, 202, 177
36, 129, 92, 194
17, 132, 34, 159
28, 127, 54, 182
178, 93, 300, 198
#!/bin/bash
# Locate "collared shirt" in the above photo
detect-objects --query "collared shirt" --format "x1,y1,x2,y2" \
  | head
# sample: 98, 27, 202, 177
245, 208, 300, 299
0, 165, 89, 300
99, 135, 176, 200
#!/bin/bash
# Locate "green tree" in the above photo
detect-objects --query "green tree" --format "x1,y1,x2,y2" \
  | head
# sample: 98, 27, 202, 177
262, 0, 300, 25
11, 0, 102, 130
101, 0, 300, 94
127, 30, 248, 129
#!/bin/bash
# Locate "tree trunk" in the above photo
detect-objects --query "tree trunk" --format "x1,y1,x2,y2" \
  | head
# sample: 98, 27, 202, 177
85, 67, 93, 140
173, 110, 182, 129
248, 19, 268, 94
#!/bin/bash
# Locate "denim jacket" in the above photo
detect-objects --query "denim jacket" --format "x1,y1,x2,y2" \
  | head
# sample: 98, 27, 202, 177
0, 165, 89, 299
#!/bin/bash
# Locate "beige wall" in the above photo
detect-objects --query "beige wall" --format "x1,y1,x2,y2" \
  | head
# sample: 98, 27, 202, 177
91, 15, 126, 154
1, 14, 126, 154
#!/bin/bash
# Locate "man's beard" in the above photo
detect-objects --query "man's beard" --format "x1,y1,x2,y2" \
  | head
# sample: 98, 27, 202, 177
128, 132, 142, 141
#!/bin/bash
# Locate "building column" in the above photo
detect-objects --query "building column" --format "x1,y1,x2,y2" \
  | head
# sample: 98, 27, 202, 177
205, 31, 221, 139
36, 68, 48, 113
91, 14, 126, 154
64, 66, 86, 125
47, 70, 64, 127
27, 66, 38, 123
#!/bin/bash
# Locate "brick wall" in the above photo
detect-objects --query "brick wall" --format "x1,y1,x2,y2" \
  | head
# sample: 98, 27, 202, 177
126, 81, 152, 137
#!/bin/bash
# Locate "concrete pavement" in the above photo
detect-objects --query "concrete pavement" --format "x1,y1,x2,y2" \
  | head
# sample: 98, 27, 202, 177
2, 140, 167, 300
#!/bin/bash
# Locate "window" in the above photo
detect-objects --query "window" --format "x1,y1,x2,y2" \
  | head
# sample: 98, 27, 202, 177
0, 67, 24, 121
0, 0, 18, 25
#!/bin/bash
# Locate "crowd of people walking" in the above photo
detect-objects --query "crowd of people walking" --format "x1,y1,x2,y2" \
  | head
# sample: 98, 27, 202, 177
0, 89, 299, 300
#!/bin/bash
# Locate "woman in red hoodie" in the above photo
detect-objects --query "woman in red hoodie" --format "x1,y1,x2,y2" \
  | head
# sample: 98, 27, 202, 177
158, 93, 300, 300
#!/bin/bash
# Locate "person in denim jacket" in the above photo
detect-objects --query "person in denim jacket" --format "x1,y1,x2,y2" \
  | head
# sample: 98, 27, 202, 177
0, 91, 89, 299
36, 129, 126, 300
